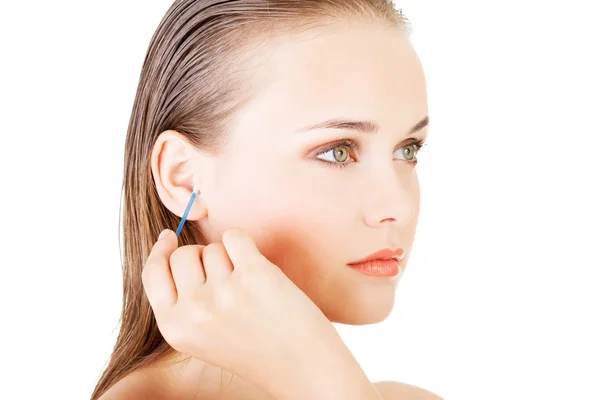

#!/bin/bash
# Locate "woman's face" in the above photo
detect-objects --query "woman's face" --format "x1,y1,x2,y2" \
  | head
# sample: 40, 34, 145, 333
193, 23, 428, 324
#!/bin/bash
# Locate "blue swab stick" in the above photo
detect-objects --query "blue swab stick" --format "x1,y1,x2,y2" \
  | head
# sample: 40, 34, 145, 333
175, 185, 199, 238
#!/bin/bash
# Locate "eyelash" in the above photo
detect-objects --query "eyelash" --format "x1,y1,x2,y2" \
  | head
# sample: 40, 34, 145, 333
315, 137, 427, 169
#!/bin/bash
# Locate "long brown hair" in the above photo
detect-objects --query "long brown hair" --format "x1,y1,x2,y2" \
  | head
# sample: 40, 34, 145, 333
91, 1, 408, 398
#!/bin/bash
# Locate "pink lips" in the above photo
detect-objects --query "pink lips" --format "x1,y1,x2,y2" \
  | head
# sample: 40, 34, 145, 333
347, 248, 405, 278
348, 248, 405, 265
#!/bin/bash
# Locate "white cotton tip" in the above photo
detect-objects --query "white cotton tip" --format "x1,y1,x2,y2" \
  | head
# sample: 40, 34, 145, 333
192, 184, 200, 194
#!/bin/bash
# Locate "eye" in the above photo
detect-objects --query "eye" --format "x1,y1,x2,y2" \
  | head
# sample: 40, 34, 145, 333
319, 145, 349, 163
394, 144, 416, 161
315, 139, 358, 168
393, 140, 425, 164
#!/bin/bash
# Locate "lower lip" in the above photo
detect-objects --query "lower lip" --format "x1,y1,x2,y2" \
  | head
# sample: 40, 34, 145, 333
347, 259, 400, 277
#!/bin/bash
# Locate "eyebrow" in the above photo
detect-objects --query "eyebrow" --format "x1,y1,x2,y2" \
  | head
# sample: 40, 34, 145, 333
295, 116, 429, 136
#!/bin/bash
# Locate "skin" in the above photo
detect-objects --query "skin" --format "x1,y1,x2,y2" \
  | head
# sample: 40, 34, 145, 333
110, 22, 437, 399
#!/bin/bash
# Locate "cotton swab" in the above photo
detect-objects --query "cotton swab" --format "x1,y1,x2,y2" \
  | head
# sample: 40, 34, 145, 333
175, 185, 199, 238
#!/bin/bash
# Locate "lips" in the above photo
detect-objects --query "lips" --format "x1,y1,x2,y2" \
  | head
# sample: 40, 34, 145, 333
348, 248, 405, 265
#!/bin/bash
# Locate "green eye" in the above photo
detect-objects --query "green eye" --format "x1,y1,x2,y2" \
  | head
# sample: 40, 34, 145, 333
394, 144, 419, 162
403, 145, 416, 161
332, 145, 349, 162
315, 140, 357, 166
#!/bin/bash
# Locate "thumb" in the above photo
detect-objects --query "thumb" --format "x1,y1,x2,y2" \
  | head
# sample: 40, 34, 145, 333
221, 228, 267, 272
142, 229, 179, 309
147, 229, 178, 265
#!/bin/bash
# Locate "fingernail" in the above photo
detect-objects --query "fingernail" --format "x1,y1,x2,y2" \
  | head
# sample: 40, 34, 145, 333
158, 229, 170, 240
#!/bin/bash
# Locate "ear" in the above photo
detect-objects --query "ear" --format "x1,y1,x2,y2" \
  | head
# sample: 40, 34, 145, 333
150, 130, 208, 221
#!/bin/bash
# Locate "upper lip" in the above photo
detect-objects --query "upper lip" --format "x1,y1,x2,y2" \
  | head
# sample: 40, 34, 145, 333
348, 248, 405, 265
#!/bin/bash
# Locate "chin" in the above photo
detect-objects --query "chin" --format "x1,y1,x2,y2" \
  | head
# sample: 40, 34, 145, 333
325, 291, 396, 325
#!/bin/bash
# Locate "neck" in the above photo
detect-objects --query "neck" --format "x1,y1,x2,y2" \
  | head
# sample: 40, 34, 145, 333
142, 351, 275, 399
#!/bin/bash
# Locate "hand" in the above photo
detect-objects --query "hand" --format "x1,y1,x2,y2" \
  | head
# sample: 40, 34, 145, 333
141, 227, 337, 390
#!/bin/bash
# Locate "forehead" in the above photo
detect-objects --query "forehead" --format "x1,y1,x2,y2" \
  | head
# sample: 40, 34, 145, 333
241, 24, 428, 132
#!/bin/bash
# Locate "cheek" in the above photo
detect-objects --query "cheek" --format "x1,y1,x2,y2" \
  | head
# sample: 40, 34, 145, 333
412, 173, 421, 217
250, 214, 348, 294
215, 179, 350, 283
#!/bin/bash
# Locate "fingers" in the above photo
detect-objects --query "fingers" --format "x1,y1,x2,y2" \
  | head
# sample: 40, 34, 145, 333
144, 228, 254, 312
142, 229, 179, 311
221, 228, 265, 273
170, 244, 207, 297
201, 243, 234, 284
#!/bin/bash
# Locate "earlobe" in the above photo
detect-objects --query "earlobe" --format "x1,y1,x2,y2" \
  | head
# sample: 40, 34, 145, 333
150, 130, 209, 221
185, 190, 209, 221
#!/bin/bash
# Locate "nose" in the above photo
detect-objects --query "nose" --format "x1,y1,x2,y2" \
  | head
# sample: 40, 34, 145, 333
361, 168, 417, 228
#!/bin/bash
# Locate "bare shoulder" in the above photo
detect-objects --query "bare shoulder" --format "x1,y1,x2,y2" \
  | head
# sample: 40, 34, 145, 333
97, 371, 163, 400
374, 381, 444, 400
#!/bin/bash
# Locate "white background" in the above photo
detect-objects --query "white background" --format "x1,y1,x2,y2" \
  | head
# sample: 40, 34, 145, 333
1, 1, 599, 399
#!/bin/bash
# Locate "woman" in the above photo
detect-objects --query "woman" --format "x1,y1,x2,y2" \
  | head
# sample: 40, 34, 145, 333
92, 0, 440, 398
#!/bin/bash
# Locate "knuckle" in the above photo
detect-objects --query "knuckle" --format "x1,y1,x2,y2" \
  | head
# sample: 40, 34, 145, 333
214, 285, 237, 309
203, 242, 224, 255
202, 242, 218, 255
203, 242, 229, 263
170, 244, 203, 267
189, 306, 214, 326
